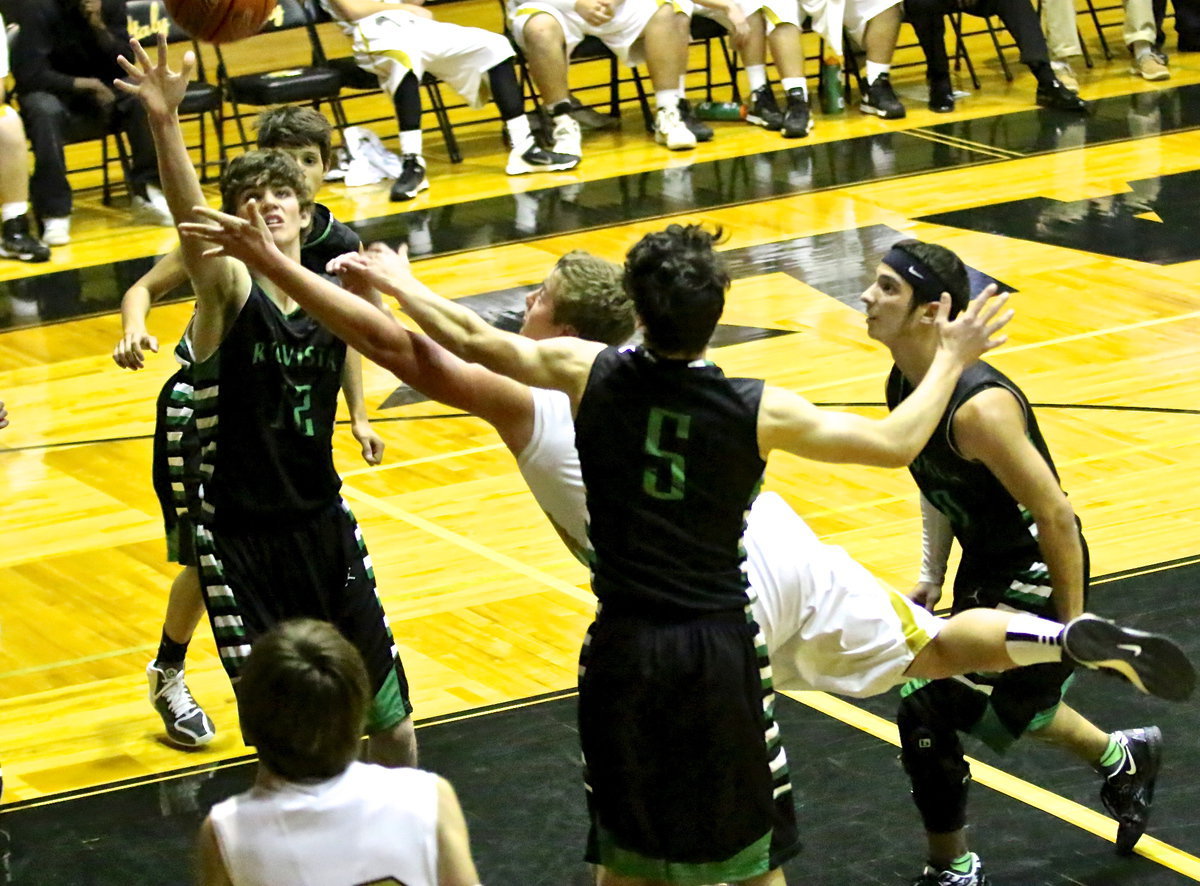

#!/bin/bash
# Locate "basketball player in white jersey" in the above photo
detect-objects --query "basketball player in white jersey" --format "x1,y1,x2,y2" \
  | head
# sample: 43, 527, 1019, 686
199, 619, 480, 886
179, 210, 1187, 709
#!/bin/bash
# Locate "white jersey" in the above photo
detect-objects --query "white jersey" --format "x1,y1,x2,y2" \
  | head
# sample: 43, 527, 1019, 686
515, 388, 943, 697
209, 762, 440, 886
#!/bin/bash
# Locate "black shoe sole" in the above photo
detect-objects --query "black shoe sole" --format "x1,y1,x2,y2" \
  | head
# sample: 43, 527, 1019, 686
859, 103, 907, 120
1065, 616, 1196, 701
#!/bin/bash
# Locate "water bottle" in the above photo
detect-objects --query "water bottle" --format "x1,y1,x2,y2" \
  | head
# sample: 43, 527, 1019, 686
693, 101, 747, 121
820, 59, 845, 114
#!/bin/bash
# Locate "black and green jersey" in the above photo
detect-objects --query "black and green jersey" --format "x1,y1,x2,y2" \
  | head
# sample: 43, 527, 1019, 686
303, 203, 361, 273
575, 347, 765, 615
191, 283, 346, 530
886, 360, 1065, 582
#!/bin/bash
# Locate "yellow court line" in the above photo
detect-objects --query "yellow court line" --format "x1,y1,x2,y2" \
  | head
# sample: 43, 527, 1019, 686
340, 442, 506, 479
0, 643, 158, 682
903, 128, 1022, 161
339, 484, 596, 606
783, 689, 1200, 880
1092, 557, 1200, 585
800, 309, 1200, 395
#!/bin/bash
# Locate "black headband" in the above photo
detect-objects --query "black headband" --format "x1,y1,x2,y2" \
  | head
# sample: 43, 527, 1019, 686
881, 246, 947, 305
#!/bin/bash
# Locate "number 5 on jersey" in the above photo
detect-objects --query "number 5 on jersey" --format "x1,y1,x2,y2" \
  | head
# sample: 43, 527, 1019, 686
643, 408, 691, 501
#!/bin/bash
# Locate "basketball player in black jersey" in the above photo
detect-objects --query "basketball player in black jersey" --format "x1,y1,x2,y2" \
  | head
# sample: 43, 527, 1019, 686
866, 239, 1193, 884
114, 107, 379, 752
116, 36, 416, 767
316, 222, 1016, 885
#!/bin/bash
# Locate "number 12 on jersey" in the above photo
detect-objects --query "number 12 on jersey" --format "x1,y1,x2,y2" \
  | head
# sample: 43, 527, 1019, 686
643, 408, 691, 501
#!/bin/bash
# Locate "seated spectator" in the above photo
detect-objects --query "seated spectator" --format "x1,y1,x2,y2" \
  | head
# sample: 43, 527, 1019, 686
507, 0, 703, 154
707, 0, 913, 122
1041, 0, 1168, 84
695, 1, 814, 136
198, 619, 482, 886
318, 0, 578, 202
11, 0, 173, 246
0, 13, 49, 262
904, 0, 1088, 113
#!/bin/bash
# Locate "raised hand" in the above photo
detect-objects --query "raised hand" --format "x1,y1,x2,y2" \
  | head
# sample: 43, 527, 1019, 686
113, 34, 195, 117
177, 202, 279, 268
329, 242, 419, 297
934, 284, 1012, 365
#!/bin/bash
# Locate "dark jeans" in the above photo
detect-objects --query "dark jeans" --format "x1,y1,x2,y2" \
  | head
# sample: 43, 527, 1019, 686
905, 0, 1050, 79
19, 90, 159, 219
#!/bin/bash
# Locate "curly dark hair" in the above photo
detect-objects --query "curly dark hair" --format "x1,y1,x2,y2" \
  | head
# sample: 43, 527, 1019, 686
624, 224, 730, 355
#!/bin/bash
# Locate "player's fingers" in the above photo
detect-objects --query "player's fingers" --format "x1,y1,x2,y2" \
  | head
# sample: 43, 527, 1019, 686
146, 335, 159, 354
934, 292, 951, 323
156, 32, 168, 67
129, 37, 153, 69
977, 290, 1010, 325
985, 307, 1015, 337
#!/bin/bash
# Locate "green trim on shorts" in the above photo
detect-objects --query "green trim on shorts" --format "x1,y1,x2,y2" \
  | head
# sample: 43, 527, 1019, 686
968, 672, 1076, 753
366, 666, 411, 733
900, 676, 931, 698
165, 524, 180, 564
595, 826, 773, 885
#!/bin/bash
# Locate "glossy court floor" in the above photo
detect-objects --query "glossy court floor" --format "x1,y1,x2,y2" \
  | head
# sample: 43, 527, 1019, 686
1, 25, 1200, 884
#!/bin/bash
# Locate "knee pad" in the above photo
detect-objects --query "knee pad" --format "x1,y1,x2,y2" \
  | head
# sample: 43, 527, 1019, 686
898, 690, 972, 833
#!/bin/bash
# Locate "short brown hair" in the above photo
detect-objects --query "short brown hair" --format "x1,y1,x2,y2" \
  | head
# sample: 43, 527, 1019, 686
550, 251, 633, 346
237, 619, 369, 782
220, 149, 313, 214
256, 105, 333, 169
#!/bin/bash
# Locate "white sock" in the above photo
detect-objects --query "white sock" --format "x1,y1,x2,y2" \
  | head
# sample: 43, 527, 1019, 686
505, 114, 532, 147
1131, 40, 1153, 60
781, 76, 807, 97
866, 61, 891, 84
2, 201, 29, 222
746, 64, 768, 92
399, 130, 423, 157
1004, 613, 1066, 666
655, 88, 682, 112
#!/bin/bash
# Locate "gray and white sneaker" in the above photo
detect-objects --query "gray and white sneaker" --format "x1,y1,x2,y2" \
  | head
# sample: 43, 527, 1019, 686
654, 104, 697, 150
1063, 614, 1195, 701
549, 113, 583, 159
506, 134, 579, 175
147, 660, 216, 748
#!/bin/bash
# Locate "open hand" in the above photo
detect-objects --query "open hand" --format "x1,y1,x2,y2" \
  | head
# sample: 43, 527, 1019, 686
178, 202, 279, 268
114, 34, 195, 117
935, 284, 1012, 365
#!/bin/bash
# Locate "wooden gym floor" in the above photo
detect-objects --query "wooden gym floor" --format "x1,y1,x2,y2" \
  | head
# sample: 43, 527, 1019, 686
1, 8, 1200, 882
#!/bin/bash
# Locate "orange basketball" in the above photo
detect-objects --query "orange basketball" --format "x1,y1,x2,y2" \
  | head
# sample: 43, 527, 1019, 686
161, 0, 278, 44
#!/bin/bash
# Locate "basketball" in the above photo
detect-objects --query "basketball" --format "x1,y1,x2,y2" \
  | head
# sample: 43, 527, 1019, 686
161, 0, 278, 44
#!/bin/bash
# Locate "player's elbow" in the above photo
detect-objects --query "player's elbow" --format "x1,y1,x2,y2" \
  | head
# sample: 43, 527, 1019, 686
1034, 496, 1078, 536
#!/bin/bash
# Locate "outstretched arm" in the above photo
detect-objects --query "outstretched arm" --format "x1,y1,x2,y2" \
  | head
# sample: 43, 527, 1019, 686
330, 245, 602, 405
113, 249, 190, 370
179, 206, 540, 451
115, 36, 248, 362
758, 288, 1012, 465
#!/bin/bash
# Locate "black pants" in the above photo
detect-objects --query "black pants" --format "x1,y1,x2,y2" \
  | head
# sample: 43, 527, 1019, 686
905, 0, 1050, 79
20, 90, 159, 219
1154, 0, 1200, 46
